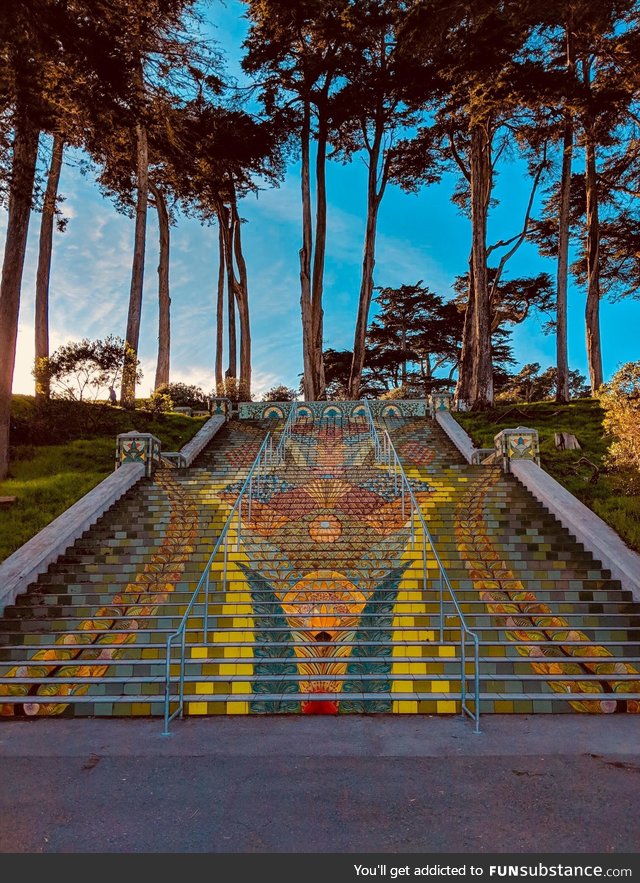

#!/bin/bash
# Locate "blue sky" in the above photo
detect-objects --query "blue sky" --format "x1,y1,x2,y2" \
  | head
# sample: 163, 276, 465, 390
5, 0, 640, 399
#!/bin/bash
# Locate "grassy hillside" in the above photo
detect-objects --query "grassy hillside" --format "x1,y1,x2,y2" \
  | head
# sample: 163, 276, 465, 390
454, 399, 640, 554
0, 396, 208, 563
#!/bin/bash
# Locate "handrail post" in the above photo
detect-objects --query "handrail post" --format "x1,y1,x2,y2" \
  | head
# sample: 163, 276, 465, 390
422, 529, 427, 596
223, 528, 229, 591
460, 631, 467, 718
179, 629, 187, 719
162, 635, 173, 736
473, 636, 481, 733
204, 568, 210, 642
439, 569, 444, 641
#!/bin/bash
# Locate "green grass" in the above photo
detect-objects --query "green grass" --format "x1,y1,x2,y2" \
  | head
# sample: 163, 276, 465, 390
454, 398, 640, 554
0, 397, 209, 563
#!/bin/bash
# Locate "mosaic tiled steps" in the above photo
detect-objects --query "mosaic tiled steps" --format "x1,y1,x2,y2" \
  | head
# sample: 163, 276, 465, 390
0, 420, 273, 716
2, 410, 639, 717
180, 417, 445, 715
383, 417, 640, 713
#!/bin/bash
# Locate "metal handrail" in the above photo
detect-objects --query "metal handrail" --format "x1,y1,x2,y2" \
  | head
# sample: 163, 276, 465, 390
361, 399, 481, 732
162, 431, 274, 735
274, 399, 298, 463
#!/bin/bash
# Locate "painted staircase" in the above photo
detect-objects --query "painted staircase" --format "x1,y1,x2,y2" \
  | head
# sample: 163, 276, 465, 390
383, 416, 640, 714
0, 409, 638, 719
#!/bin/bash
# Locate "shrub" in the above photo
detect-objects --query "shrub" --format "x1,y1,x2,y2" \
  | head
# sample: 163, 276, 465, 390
34, 336, 140, 402
155, 382, 208, 410
262, 384, 297, 402
380, 386, 409, 400
599, 361, 640, 491
141, 390, 173, 415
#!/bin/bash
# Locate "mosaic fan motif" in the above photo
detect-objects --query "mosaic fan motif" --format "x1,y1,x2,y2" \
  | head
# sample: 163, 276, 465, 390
0, 472, 201, 717
220, 419, 434, 713
453, 470, 640, 714
389, 418, 640, 714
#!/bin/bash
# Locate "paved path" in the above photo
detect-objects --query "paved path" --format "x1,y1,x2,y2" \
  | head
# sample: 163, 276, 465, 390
1, 715, 639, 854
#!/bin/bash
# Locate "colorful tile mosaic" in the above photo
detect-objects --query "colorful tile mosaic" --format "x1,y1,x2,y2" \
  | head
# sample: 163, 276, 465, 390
217, 419, 433, 713
237, 400, 428, 421
0, 471, 199, 717
2, 409, 639, 717
452, 470, 640, 714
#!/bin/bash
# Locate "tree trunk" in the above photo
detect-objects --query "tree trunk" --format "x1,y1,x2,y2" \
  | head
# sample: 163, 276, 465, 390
231, 196, 251, 400
348, 119, 386, 400
455, 254, 475, 408
34, 133, 64, 401
224, 208, 237, 382
120, 120, 149, 408
584, 130, 603, 393
150, 181, 170, 391
299, 99, 315, 400
556, 15, 575, 403
310, 113, 329, 400
469, 123, 493, 408
556, 116, 573, 403
0, 114, 40, 479
215, 223, 224, 394
215, 202, 237, 385
401, 322, 407, 387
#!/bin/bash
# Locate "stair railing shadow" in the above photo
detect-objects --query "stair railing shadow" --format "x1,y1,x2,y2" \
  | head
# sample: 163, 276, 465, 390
360, 399, 481, 732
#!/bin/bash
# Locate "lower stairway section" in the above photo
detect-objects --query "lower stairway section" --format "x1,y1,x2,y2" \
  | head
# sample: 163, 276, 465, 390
0, 410, 639, 719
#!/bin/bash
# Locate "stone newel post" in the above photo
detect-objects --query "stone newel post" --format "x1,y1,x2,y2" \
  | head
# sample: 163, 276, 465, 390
429, 392, 453, 418
115, 431, 161, 477
494, 426, 540, 473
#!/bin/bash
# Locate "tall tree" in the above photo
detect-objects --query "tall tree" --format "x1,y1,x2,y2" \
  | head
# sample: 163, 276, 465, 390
531, 0, 636, 395
118, 1, 203, 407
556, 6, 577, 403
328, 1, 422, 398
121, 86, 149, 408
242, 0, 350, 400
152, 99, 283, 400
398, 0, 544, 409
0, 0, 135, 478
149, 180, 171, 390
34, 133, 65, 401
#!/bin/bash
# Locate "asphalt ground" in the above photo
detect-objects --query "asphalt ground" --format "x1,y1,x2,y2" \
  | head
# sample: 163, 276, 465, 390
0, 714, 639, 858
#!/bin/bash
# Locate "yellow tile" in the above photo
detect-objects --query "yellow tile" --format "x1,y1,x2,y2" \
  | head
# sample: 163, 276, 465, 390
130, 703, 151, 715
188, 702, 208, 715
393, 663, 409, 674
195, 682, 214, 694
393, 700, 418, 713
227, 701, 249, 714
237, 664, 253, 675
439, 646, 456, 657
436, 700, 457, 713
191, 647, 208, 659
219, 664, 236, 675
232, 681, 251, 694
